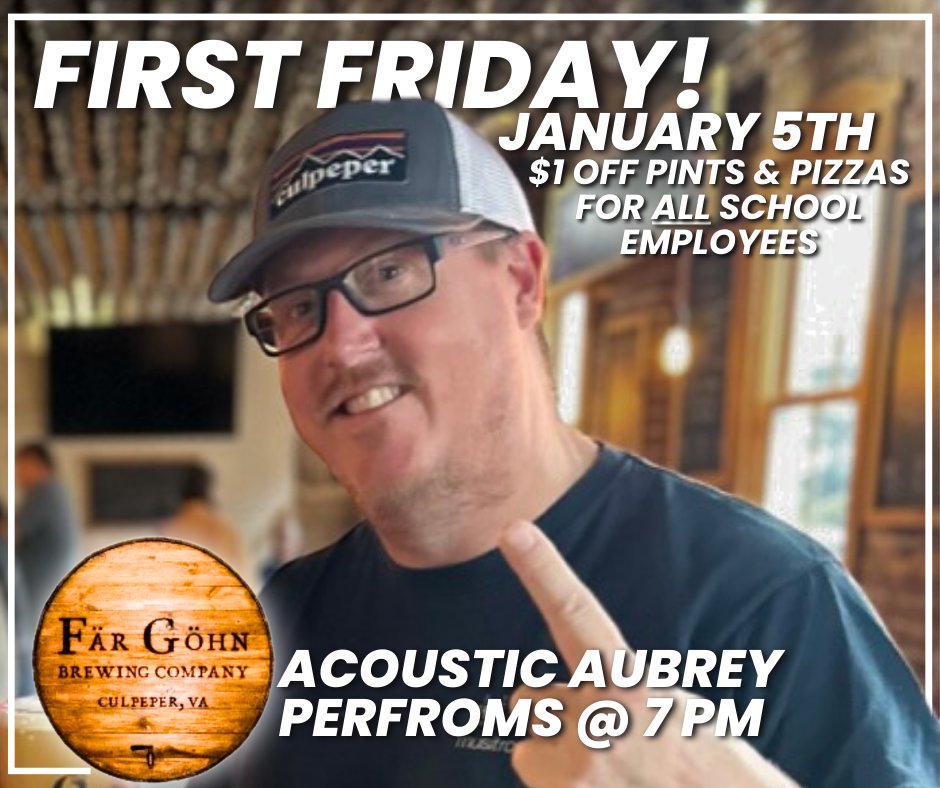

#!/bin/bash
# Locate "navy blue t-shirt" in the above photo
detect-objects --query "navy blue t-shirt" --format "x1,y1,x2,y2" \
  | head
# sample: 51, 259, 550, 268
198, 446, 938, 787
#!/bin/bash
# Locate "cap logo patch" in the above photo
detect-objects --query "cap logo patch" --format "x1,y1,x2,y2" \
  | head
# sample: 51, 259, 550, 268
268, 131, 407, 218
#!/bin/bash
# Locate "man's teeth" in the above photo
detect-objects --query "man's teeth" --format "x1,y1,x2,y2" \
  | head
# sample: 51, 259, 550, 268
343, 385, 403, 415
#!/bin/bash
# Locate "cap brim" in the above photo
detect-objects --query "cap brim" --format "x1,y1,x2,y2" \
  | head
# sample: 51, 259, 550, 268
207, 209, 485, 303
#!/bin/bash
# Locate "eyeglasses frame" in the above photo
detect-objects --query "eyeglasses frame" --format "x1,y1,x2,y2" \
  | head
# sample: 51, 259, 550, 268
244, 227, 516, 357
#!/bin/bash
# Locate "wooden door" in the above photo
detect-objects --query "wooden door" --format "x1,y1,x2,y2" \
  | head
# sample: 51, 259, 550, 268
586, 316, 651, 453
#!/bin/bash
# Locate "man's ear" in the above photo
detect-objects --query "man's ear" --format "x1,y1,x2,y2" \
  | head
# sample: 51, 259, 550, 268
505, 231, 548, 330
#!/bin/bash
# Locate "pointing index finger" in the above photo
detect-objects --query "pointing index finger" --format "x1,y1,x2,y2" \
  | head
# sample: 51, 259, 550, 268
498, 519, 628, 673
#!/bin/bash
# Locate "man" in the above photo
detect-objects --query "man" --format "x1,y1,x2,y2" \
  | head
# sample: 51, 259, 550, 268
14, 443, 79, 696
199, 100, 937, 786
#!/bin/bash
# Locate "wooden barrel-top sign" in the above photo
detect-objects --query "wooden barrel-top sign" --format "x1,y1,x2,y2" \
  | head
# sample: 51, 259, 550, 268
33, 539, 272, 782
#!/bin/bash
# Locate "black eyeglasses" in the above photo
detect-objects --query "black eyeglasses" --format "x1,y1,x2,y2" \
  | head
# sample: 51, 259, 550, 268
244, 228, 515, 357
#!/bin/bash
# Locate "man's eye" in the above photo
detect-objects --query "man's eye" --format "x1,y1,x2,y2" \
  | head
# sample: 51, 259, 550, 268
377, 264, 402, 281
289, 299, 315, 319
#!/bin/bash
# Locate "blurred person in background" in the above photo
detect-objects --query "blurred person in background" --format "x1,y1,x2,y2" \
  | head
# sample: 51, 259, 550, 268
0, 499, 29, 699
259, 509, 304, 585
14, 443, 79, 696
0, 500, 17, 700
164, 463, 247, 580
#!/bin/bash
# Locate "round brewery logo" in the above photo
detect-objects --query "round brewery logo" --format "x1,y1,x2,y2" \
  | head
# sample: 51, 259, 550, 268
33, 539, 272, 781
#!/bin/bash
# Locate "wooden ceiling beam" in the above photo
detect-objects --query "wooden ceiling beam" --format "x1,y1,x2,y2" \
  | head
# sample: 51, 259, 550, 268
182, 209, 232, 319
63, 212, 98, 326
31, 214, 75, 325
13, 261, 37, 323
110, 209, 132, 321
15, 214, 50, 294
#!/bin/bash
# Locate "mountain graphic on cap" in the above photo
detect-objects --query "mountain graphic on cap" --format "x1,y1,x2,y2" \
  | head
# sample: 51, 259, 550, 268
208, 99, 534, 303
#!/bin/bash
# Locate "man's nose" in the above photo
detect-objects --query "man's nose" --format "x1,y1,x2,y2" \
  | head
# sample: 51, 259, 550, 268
315, 288, 381, 366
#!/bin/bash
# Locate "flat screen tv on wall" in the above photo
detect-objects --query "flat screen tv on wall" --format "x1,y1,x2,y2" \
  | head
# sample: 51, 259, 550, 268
49, 322, 237, 436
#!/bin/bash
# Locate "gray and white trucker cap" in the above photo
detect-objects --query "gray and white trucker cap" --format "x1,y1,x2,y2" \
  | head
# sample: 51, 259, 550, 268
208, 99, 535, 302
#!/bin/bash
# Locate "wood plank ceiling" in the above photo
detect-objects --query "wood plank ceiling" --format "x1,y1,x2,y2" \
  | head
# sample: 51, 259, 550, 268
2, 0, 752, 327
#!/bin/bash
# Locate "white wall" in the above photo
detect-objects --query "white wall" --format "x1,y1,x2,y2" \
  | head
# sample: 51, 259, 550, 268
8, 325, 295, 579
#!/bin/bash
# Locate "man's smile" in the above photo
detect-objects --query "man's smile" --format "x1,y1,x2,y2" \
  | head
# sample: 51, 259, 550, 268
333, 384, 410, 418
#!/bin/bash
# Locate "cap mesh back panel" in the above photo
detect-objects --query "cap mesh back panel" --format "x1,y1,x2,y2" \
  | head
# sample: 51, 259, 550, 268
445, 113, 535, 232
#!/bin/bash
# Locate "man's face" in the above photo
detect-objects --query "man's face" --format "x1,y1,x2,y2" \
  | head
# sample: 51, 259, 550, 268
261, 228, 538, 515
15, 455, 47, 492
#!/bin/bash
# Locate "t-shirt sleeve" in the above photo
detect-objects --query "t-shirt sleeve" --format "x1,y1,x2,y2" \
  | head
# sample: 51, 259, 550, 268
719, 560, 938, 788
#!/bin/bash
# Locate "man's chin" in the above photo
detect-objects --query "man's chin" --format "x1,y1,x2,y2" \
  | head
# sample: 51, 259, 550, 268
341, 445, 432, 503
349, 473, 435, 527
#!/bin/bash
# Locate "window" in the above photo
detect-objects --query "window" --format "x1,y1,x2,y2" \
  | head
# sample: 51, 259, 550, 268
762, 187, 880, 556
555, 290, 588, 425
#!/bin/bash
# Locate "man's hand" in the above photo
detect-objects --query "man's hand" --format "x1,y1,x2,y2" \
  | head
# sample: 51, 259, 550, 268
498, 520, 796, 788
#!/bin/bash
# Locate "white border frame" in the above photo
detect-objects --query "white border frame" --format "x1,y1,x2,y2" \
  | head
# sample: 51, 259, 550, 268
5, 11, 934, 776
